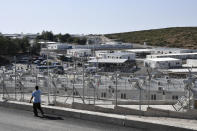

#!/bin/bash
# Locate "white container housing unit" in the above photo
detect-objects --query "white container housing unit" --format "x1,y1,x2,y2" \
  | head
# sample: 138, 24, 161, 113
144, 57, 182, 69
153, 48, 197, 54
182, 59, 197, 68
124, 49, 153, 58
95, 50, 111, 58
104, 52, 136, 61
47, 43, 71, 50
67, 49, 91, 57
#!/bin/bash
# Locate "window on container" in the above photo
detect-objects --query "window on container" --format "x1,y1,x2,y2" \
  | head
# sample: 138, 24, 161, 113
172, 95, 178, 100
151, 94, 156, 100
101, 92, 106, 98
73, 91, 79, 96
121, 93, 126, 99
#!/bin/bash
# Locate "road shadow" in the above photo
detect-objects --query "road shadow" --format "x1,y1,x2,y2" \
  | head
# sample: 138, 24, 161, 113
39, 115, 64, 120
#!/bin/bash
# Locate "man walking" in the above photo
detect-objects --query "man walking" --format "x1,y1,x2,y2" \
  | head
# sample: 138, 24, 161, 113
30, 86, 44, 117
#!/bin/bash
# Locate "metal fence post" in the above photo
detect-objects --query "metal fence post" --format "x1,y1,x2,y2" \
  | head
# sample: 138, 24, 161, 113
14, 56, 17, 100
115, 72, 118, 107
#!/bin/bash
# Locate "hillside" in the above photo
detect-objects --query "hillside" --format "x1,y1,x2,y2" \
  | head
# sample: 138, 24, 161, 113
105, 27, 197, 49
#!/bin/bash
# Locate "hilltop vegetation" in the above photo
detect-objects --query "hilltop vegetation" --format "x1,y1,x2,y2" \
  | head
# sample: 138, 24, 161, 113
37, 31, 87, 45
105, 27, 197, 49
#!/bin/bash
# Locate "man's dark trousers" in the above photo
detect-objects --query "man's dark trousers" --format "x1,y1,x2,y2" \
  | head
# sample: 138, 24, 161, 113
33, 103, 44, 116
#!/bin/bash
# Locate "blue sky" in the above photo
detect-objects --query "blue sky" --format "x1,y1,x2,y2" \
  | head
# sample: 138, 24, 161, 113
0, 0, 197, 34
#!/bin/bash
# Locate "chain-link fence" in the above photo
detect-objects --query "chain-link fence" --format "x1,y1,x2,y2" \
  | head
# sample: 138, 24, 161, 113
0, 64, 187, 111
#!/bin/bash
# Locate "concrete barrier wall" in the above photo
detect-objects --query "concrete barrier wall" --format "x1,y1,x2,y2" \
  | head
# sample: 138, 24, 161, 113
146, 107, 197, 119
0, 100, 195, 131
71, 102, 197, 120
72, 102, 145, 116
114, 106, 145, 116
72, 102, 114, 113
145, 107, 170, 117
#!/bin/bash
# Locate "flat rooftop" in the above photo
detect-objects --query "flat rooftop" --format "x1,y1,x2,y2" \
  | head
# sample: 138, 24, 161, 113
125, 49, 153, 53
145, 57, 181, 62
88, 58, 127, 63
148, 52, 197, 57
106, 52, 135, 57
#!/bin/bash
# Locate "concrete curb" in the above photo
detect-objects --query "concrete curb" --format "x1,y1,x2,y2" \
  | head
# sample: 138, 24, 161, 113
71, 102, 197, 120
0, 100, 196, 131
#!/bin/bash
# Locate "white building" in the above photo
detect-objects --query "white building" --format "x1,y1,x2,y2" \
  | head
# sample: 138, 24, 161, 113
47, 43, 71, 50
146, 53, 197, 60
183, 59, 197, 67
144, 58, 182, 69
104, 52, 135, 61
124, 49, 153, 58
95, 50, 111, 58
153, 47, 197, 54
67, 49, 91, 57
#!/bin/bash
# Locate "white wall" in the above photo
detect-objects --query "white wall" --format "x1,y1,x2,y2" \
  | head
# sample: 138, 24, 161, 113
104, 53, 135, 60
47, 44, 70, 50
186, 59, 197, 67
67, 49, 91, 57
95, 51, 110, 58
75, 87, 184, 101
147, 53, 197, 60
144, 59, 182, 69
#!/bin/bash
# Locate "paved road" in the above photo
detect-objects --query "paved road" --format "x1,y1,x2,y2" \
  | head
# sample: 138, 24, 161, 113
0, 106, 141, 131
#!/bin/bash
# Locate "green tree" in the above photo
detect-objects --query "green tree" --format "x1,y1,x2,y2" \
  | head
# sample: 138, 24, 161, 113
31, 42, 41, 55
38, 31, 54, 41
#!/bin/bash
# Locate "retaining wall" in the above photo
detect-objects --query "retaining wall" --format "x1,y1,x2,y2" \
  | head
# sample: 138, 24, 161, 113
0, 100, 196, 131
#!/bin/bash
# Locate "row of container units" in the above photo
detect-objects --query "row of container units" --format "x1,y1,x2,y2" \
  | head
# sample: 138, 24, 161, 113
152, 48, 197, 54
146, 53, 197, 60
73, 87, 185, 101
47, 43, 72, 50
73, 43, 133, 50
103, 52, 136, 61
